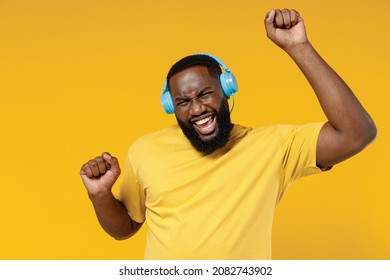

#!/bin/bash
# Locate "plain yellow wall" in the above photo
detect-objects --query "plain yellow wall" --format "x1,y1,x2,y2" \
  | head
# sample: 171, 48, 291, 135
0, 0, 389, 259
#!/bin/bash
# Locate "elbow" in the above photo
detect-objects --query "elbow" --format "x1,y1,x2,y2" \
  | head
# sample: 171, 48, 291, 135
362, 118, 378, 146
114, 235, 131, 241
351, 119, 377, 153
112, 229, 136, 241
368, 123, 378, 144
109, 230, 132, 240
112, 230, 135, 240
112, 220, 143, 241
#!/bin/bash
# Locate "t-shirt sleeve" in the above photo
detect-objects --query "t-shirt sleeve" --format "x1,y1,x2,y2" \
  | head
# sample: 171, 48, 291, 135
116, 148, 146, 223
279, 122, 328, 192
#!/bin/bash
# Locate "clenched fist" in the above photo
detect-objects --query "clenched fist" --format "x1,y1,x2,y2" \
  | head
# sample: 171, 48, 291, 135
264, 9, 308, 51
80, 152, 121, 197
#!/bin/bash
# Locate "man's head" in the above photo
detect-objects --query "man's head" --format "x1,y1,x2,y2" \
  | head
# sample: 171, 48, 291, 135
166, 54, 234, 154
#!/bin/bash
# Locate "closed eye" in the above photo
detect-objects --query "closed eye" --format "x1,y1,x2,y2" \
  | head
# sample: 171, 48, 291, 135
176, 99, 189, 107
199, 91, 212, 99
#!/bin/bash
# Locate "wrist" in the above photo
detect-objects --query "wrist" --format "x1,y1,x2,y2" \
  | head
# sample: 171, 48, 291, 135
285, 41, 313, 57
88, 189, 114, 203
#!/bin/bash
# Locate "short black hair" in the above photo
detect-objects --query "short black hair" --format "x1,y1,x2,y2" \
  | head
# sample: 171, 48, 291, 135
166, 54, 222, 90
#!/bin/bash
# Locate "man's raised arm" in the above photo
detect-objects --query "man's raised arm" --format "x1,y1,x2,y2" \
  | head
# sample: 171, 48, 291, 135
264, 9, 377, 169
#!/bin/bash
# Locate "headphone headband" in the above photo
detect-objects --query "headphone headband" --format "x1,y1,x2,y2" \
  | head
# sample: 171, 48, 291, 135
197, 53, 232, 74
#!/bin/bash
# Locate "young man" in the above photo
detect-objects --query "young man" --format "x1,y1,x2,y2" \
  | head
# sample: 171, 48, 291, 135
80, 9, 376, 259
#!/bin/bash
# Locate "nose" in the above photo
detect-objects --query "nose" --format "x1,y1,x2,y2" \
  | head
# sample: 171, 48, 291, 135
189, 98, 205, 116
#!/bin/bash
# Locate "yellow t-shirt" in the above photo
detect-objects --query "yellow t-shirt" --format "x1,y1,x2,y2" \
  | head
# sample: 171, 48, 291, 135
117, 122, 326, 259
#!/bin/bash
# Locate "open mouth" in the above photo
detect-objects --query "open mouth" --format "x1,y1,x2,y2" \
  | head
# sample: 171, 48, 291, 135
192, 115, 217, 136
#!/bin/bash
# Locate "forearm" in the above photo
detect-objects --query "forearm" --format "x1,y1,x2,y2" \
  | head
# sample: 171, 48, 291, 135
287, 42, 376, 145
89, 191, 142, 240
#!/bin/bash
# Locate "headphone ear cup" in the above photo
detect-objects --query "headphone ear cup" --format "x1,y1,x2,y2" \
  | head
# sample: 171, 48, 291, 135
220, 72, 238, 97
160, 90, 175, 114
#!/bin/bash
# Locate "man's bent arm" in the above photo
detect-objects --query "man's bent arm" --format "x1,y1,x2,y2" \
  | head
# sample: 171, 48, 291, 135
264, 9, 377, 169
80, 152, 143, 240
88, 191, 142, 240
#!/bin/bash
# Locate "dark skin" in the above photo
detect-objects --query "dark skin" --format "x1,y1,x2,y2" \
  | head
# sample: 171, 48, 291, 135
80, 9, 376, 240
169, 66, 228, 142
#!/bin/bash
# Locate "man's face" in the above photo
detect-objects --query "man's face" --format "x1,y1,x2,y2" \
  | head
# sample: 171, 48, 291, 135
169, 66, 233, 154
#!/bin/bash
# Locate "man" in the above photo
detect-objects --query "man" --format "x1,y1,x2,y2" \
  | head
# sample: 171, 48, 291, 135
80, 9, 376, 259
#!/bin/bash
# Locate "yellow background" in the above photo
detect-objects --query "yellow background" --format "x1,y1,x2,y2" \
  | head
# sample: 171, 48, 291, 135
0, 0, 389, 259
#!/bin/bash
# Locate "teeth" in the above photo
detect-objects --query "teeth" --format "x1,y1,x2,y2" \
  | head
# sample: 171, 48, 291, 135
195, 116, 212, 125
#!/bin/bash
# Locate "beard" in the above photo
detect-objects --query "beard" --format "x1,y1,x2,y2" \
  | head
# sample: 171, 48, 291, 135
176, 100, 233, 155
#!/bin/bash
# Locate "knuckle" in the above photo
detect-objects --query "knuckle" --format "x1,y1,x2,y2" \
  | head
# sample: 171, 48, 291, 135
94, 156, 103, 163
81, 164, 92, 177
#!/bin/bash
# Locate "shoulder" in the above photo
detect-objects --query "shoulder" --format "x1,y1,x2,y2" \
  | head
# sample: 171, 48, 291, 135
127, 125, 188, 157
252, 122, 325, 138
133, 125, 181, 144
235, 123, 291, 140
232, 122, 325, 146
274, 122, 326, 141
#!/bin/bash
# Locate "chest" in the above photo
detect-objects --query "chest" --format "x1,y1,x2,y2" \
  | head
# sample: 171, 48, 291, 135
137, 135, 284, 209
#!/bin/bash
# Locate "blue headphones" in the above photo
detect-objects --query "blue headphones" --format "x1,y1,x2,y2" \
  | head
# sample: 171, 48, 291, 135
160, 53, 238, 114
